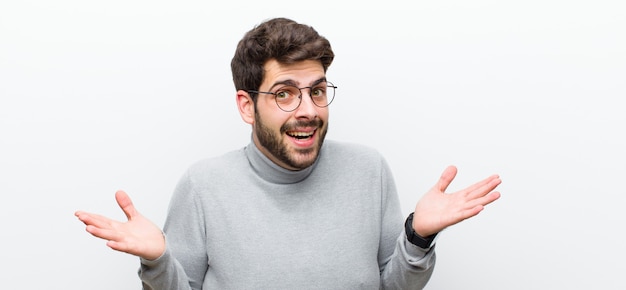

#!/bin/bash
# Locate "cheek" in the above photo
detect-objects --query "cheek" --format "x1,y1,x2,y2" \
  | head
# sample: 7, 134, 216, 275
257, 109, 289, 131
318, 109, 330, 123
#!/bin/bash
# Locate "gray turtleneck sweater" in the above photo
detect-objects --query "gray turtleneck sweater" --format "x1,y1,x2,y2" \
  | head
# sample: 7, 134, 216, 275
139, 140, 436, 289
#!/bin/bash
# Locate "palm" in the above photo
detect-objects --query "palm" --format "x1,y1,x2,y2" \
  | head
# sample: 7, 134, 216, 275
412, 166, 501, 237
75, 190, 165, 260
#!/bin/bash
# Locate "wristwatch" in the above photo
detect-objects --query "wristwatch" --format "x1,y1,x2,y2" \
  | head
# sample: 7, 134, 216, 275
405, 212, 437, 249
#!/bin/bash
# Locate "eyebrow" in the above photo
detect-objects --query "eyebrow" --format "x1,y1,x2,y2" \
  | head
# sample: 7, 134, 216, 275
270, 77, 327, 89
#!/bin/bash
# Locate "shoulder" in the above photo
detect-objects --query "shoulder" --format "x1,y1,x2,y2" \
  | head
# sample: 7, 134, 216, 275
320, 140, 387, 168
322, 139, 383, 158
185, 147, 247, 179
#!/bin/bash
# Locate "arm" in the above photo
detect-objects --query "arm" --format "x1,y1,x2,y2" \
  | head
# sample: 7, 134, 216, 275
378, 161, 435, 289
139, 171, 209, 289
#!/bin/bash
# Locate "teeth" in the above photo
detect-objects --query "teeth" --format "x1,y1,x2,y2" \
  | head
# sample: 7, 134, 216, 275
288, 131, 313, 137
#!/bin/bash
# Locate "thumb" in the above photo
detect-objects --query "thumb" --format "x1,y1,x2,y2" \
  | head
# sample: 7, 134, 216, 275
115, 190, 139, 221
436, 165, 458, 193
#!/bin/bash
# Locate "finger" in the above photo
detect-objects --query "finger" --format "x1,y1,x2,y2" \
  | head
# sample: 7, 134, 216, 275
478, 190, 501, 206
466, 176, 502, 200
115, 190, 139, 221
76, 212, 116, 230
107, 239, 140, 254
463, 190, 501, 215
460, 204, 485, 220
462, 174, 500, 196
85, 224, 123, 242
106, 240, 128, 253
436, 165, 458, 193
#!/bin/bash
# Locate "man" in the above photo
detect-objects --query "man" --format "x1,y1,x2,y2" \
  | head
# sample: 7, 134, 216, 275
75, 17, 501, 289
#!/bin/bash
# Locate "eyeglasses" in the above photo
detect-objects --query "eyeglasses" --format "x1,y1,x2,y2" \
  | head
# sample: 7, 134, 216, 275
247, 81, 337, 112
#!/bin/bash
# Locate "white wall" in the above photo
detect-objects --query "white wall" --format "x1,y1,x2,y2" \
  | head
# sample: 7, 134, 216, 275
1, 1, 624, 289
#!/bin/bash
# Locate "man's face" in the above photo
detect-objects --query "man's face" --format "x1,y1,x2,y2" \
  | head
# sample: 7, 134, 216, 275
252, 59, 330, 170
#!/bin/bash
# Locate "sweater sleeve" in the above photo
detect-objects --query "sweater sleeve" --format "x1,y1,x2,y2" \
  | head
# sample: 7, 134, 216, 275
138, 170, 208, 290
378, 158, 436, 289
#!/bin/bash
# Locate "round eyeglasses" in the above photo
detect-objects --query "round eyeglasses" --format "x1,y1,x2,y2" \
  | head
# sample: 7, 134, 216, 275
246, 81, 337, 112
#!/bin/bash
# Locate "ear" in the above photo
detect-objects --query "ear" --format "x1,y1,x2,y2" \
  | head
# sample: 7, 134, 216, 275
236, 90, 255, 125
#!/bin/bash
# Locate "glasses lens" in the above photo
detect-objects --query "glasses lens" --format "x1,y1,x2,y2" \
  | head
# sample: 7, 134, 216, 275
275, 86, 301, 112
312, 82, 335, 108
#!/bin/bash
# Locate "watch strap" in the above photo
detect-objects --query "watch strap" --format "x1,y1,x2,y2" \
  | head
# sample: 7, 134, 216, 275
405, 212, 437, 249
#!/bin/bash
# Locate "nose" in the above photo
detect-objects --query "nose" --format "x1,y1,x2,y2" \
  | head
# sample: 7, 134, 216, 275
294, 89, 318, 118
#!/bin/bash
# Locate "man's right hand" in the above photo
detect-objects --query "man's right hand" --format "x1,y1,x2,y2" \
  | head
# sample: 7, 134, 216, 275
75, 190, 166, 261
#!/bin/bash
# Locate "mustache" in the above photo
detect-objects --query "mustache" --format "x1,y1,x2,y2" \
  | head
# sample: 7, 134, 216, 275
280, 119, 323, 133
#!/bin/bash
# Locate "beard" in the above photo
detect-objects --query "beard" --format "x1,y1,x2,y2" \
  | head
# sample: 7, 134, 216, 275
254, 112, 327, 170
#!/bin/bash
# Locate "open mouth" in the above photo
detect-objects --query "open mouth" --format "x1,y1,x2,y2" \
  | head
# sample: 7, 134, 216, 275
286, 130, 315, 140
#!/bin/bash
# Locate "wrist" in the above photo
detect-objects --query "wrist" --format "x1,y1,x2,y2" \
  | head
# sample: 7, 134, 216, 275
405, 212, 438, 249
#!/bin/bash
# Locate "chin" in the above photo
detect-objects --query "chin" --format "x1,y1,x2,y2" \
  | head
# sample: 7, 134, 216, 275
286, 148, 319, 169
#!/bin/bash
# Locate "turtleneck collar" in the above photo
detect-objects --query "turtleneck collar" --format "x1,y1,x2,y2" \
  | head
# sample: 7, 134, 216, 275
245, 139, 318, 184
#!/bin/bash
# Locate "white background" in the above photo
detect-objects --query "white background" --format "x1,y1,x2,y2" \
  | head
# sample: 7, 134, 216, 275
1, 0, 624, 289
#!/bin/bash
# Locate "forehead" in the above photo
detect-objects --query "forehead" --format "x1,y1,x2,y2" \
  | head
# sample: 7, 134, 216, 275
262, 59, 325, 87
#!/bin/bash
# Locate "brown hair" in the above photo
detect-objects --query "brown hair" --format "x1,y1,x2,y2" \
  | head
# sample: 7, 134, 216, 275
230, 18, 334, 95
